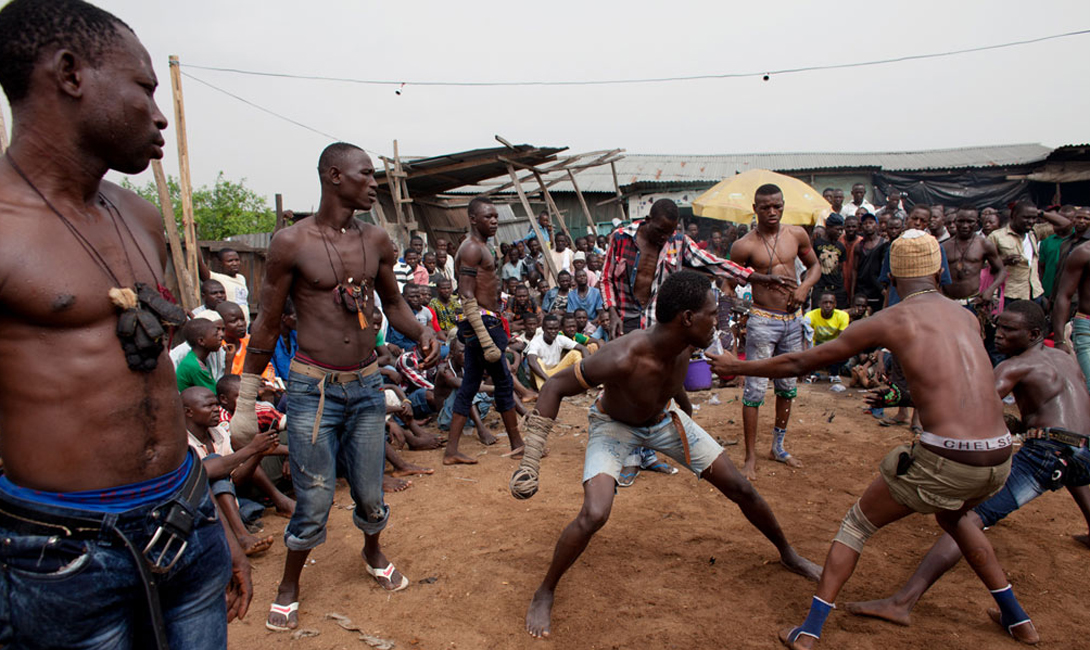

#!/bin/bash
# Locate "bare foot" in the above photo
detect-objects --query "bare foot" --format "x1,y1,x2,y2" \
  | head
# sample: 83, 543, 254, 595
987, 608, 1040, 645
273, 498, 295, 519
770, 450, 803, 469
408, 434, 445, 450
742, 460, 757, 482
443, 451, 479, 465
391, 463, 434, 477
502, 445, 525, 459
239, 533, 275, 556
844, 597, 912, 626
526, 588, 554, 639
477, 428, 498, 446
779, 550, 822, 582
522, 394, 538, 403
777, 626, 816, 649
1074, 533, 1090, 549
266, 586, 300, 631
383, 475, 412, 492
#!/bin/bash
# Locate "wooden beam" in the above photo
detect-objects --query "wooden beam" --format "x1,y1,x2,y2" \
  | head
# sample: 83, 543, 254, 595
610, 160, 626, 222
274, 193, 284, 231
152, 160, 197, 311
168, 55, 199, 284
567, 169, 598, 234
532, 170, 573, 243
507, 164, 557, 283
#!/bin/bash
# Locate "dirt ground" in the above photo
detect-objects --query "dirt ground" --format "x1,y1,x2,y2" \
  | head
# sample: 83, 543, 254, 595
229, 383, 1089, 650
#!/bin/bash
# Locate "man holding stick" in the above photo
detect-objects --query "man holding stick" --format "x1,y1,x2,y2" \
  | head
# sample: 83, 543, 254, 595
708, 230, 1037, 648
232, 142, 438, 631
513, 270, 820, 639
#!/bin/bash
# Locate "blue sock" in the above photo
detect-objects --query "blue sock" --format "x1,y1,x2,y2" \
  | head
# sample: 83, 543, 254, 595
990, 584, 1030, 631
772, 427, 788, 458
789, 596, 835, 642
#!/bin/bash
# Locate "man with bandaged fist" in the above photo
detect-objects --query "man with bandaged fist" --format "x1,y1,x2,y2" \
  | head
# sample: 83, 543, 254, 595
443, 197, 526, 465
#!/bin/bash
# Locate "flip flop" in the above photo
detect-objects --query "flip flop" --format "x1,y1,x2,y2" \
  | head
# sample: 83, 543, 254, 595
878, 417, 908, 427
617, 466, 639, 488
643, 461, 678, 475
265, 601, 299, 632
365, 561, 409, 592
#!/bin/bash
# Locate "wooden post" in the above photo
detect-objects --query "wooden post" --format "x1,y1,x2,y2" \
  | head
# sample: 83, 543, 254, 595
168, 55, 198, 283
152, 160, 197, 311
507, 164, 557, 283
610, 160, 627, 223
0, 107, 8, 153
567, 169, 598, 236
274, 193, 284, 231
532, 170, 573, 244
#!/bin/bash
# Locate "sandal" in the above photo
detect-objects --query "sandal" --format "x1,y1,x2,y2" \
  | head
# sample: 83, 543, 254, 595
365, 561, 409, 592
617, 466, 639, 488
265, 601, 299, 632
643, 461, 678, 475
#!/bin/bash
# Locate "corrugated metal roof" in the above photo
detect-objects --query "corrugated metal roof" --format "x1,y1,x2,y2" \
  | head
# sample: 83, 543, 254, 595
450, 143, 1051, 194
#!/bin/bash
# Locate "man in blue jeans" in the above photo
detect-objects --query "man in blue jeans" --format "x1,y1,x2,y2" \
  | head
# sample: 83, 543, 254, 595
844, 300, 1090, 627
0, 1, 248, 648
1051, 233, 1090, 392
233, 141, 439, 631
443, 197, 526, 465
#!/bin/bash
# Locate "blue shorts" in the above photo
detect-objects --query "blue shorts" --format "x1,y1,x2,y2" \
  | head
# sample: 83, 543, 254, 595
743, 310, 802, 407
974, 439, 1090, 527
409, 386, 433, 419
583, 402, 725, 483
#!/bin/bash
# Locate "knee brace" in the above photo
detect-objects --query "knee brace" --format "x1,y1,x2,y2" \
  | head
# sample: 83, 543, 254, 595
833, 501, 878, 553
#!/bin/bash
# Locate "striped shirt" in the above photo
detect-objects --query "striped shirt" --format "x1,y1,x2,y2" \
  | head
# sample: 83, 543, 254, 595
600, 221, 754, 328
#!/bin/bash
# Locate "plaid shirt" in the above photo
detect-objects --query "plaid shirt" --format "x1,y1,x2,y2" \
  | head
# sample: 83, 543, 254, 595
600, 221, 753, 328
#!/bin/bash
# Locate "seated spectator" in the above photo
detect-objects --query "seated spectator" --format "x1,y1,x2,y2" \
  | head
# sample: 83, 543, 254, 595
271, 297, 298, 382
428, 278, 462, 332
192, 278, 226, 318
561, 313, 602, 352
573, 307, 607, 341
176, 318, 223, 392
215, 374, 290, 484
393, 248, 419, 290
526, 313, 591, 389
566, 268, 603, 319
171, 311, 227, 378
218, 301, 276, 383
181, 386, 280, 555
381, 384, 444, 450
845, 293, 872, 322
572, 251, 597, 288
506, 284, 541, 330
502, 247, 525, 281
385, 287, 422, 351
542, 270, 573, 313
803, 292, 851, 378
420, 252, 440, 297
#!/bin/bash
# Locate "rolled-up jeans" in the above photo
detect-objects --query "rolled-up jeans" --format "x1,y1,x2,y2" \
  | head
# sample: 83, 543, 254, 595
284, 368, 388, 551
1072, 317, 1090, 394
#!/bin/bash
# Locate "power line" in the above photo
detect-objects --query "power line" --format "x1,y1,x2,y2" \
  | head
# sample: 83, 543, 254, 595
182, 28, 1090, 88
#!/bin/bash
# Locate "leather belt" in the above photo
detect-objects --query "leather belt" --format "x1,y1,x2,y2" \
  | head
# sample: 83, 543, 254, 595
1025, 427, 1088, 448
290, 358, 380, 443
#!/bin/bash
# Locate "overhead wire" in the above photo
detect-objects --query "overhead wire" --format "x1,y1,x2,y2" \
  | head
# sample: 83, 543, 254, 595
181, 28, 1090, 88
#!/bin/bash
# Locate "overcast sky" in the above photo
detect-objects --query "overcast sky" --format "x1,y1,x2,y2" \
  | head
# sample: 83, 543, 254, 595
3, 0, 1088, 210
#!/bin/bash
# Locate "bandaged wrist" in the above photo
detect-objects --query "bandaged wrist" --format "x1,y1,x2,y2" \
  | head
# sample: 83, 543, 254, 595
509, 410, 555, 499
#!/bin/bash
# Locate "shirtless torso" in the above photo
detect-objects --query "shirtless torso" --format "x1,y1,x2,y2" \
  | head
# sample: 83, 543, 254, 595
997, 339, 1090, 434
942, 231, 1004, 301
454, 236, 501, 311
730, 224, 816, 311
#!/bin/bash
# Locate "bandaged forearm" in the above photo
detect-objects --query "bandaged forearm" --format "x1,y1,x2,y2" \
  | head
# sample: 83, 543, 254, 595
230, 373, 262, 446
509, 410, 555, 499
463, 297, 502, 362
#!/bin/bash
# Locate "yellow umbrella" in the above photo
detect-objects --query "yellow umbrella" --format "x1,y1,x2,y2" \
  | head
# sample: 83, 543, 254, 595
692, 169, 832, 226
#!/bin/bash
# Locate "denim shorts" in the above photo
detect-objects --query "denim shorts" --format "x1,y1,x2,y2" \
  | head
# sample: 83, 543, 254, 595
1072, 318, 1090, 394
285, 367, 388, 551
583, 403, 724, 483
454, 316, 516, 416
0, 481, 230, 649
974, 439, 1090, 527
743, 311, 802, 406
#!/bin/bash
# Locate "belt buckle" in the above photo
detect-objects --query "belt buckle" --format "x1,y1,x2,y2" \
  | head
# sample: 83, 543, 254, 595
143, 502, 194, 574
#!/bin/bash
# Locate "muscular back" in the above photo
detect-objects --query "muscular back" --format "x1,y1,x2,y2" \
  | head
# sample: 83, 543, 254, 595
731, 225, 810, 311
999, 346, 1090, 435
0, 175, 187, 491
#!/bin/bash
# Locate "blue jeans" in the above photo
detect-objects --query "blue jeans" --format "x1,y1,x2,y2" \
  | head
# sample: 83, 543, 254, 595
284, 368, 388, 550
974, 439, 1090, 527
0, 485, 230, 649
454, 316, 516, 415
1072, 318, 1090, 394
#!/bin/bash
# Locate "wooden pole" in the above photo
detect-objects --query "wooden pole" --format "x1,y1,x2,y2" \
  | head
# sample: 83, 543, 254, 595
610, 160, 626, 223
152, 160, 197, 311
274, 193, 284, 231
532, 170, 573, 244
507, 164, 558, 283
566, 169, 598, 236
0, 107, 8, 153
168, 55, 198, 284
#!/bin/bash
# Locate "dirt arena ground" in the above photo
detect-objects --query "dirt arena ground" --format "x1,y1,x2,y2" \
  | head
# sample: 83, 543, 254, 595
229, 383, 1089, 649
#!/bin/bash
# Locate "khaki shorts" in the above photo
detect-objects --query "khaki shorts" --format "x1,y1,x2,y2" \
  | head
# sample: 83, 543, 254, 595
879, 443, 1011, 514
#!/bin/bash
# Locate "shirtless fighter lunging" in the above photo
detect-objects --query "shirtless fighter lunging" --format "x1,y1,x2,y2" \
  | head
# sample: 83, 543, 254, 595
729, 184, 820, 480
232, 142, 439, 630
711, 230, 1038, 648
846, 300, 1090, 629
518, 270, 820, 639
0, 1, 248, 646
443, 197, 525, 465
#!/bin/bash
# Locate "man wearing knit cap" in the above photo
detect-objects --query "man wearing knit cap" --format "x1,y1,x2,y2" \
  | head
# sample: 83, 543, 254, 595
710, 230, 1038, 648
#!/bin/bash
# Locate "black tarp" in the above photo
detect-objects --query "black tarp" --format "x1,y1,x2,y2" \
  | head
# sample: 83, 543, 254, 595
872, 168, 1034, 212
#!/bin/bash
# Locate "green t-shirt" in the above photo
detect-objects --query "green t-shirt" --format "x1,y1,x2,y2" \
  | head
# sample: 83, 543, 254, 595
376, 329, 386, 347
1039, 234, 1065, 297
176, 350, 216, 392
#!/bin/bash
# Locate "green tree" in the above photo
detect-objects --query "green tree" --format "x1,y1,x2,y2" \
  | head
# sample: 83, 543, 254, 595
121, 172, 275, 240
